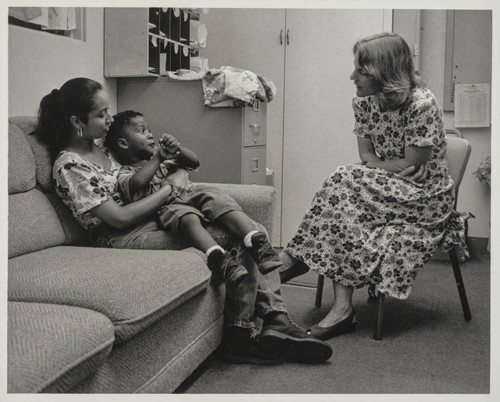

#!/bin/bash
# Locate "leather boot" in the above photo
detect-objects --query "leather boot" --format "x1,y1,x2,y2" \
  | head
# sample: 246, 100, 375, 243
259, 312, 333, 364
217, 326, 282, 365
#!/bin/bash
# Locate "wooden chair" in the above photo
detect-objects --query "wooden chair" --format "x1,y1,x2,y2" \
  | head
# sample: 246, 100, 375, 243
314, 129, 472, 340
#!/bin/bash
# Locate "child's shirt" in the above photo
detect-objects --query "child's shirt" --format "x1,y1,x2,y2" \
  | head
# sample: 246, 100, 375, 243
117, 160, 177, 203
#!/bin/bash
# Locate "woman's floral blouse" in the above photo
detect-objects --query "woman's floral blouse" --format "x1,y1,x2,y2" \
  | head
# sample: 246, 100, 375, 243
53, 144, 124, 230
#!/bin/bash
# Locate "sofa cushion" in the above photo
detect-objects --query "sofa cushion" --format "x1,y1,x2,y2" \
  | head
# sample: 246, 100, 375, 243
8, 119, 36, 194
8, 246, 211, 343
9, 190, 67, 258
8, 301, 114, 393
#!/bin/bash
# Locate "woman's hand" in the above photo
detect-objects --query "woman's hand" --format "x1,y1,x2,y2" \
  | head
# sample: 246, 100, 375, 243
165, 167, 190, 197
398, 164, 428, 183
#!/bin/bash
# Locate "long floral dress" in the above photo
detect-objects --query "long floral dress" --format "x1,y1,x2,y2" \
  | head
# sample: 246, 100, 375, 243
284, 86, 466, 299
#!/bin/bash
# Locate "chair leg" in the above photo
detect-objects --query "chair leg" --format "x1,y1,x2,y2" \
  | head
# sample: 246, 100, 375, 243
315, 275, 325, 308
373, 291, 385, 340
449, 247, 472, 321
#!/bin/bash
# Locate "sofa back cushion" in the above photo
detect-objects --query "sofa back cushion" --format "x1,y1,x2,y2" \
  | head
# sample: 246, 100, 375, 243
8, 120, 36, 194
8, 117, 87, 258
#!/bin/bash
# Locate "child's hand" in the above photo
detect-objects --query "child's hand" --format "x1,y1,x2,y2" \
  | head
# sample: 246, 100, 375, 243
159, 134, 181, 159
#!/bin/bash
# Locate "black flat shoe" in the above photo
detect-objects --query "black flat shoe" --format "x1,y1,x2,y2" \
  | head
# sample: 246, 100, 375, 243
306, 310, 357, 341
279, 259, 309, 284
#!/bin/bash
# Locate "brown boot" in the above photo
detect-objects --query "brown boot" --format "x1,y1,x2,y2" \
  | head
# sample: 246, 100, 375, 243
259, 312, 333, 364
217, 326, 282, 365
221, 248, 249, 287
250, 232, 282, 274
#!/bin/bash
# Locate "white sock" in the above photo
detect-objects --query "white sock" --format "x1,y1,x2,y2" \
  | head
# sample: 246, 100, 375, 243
243, 230, 259, 248
206, 245, 225, 257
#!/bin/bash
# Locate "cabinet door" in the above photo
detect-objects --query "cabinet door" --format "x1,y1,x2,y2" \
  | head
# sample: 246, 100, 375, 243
200, 9, 286, 244
281, 9, 391, 244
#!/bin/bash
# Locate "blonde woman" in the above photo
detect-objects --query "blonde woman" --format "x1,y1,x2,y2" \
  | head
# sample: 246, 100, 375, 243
280, 33, 466, 340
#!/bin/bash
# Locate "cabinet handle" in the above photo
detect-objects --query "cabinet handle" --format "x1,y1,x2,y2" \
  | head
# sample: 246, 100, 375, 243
249, 123, 260, 134
286, 29, 290, 45
280, 29, 283, 45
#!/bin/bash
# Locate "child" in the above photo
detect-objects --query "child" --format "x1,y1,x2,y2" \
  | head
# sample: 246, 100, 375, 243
105, 110, 282, 286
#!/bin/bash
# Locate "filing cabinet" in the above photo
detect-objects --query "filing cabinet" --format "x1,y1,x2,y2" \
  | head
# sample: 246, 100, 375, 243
116, 78, 268, 185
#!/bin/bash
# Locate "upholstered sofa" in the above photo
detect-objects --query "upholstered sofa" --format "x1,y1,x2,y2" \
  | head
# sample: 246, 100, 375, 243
7, 116, 276, 393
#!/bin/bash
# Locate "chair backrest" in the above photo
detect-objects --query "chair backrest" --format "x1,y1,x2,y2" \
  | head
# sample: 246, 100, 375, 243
445, 128, 463, 139
445, 132, 471, 194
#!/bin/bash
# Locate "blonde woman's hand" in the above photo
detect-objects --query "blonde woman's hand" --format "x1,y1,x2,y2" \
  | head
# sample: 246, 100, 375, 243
398, 164, 428, 183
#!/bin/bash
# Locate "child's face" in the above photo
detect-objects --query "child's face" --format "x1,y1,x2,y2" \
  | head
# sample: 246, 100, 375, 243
121, 116, 156, 160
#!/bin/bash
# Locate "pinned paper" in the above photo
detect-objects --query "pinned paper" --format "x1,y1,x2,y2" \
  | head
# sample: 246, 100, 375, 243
197, 23, 207, 48
454, 83, 490, 128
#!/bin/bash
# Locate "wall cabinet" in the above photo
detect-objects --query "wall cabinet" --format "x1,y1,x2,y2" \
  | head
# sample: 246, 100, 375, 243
116, 78, 267, 185
104, 8, 196, 77
201, 9, 391, 246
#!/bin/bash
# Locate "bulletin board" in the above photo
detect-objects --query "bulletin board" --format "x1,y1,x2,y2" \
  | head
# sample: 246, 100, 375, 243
443, 9, 492, 128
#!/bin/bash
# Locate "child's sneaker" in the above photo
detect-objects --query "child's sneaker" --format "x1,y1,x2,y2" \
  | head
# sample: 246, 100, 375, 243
207, 248, 226, 272
222, 248, 249, 287
250, 232, 282, 274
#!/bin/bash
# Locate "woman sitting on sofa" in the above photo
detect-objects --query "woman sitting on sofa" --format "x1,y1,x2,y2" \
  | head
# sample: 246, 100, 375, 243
36, 77, 332, 366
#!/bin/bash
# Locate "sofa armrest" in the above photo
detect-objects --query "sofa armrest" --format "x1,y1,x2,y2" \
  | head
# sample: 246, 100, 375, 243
196, 183, 276, 239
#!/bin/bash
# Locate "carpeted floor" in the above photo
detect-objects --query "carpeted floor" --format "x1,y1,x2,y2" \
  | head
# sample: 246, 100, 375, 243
176, 252, 490, 394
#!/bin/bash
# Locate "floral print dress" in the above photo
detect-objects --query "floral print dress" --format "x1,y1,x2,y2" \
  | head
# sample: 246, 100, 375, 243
284, 87, 465, 299
53, 145, 124, 230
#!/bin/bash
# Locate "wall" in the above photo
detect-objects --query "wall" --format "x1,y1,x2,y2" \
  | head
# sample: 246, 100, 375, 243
8, 8, 116, 117
420, 10, 491, 238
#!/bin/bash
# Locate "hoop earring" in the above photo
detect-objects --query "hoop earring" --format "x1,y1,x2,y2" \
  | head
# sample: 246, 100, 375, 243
77, 127, 83, 137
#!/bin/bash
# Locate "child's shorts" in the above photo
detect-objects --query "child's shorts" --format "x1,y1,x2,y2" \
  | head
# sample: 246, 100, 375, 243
158, 184, 243, 234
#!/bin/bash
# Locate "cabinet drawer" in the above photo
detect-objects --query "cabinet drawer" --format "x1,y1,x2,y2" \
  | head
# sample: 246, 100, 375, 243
242, 147, 266, 185
243, 101, 266, 147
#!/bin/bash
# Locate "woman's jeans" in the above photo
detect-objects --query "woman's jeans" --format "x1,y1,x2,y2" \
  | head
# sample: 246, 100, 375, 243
91, 219, 287, 330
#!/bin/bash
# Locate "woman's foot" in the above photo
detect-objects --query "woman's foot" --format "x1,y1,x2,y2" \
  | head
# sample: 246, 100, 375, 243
306, 308, 357, 340
278, 251, 309, 283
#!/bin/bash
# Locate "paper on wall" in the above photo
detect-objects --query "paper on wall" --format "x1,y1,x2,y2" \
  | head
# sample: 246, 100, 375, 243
454, 83, 490, 128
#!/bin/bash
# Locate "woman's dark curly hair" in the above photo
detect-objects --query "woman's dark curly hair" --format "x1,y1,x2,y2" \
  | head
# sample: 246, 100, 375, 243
36, 77, 103, 160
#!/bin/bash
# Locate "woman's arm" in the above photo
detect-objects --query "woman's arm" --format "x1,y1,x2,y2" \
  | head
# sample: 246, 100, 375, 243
366, 145, 433, 173
358, 137, 432, 173
90, 184, 173, 230
358, 137, 382, 163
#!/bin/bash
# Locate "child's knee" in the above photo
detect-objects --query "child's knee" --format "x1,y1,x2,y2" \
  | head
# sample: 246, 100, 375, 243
179, 213, 202, 228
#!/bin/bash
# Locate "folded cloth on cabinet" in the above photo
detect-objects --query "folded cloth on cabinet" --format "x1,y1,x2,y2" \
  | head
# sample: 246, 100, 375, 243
202, 66, 277, 107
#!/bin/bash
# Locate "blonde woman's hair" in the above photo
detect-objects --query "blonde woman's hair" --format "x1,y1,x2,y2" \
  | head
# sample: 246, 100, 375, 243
353, 32, 425, 109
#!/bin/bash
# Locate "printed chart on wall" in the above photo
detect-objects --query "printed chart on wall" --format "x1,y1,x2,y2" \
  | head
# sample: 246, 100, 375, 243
454, 83, 491, 128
